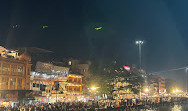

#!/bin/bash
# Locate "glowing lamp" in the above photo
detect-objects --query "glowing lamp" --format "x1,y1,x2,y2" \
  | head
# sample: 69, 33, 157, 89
145, 88, 149, 92
91, 87, 97, 90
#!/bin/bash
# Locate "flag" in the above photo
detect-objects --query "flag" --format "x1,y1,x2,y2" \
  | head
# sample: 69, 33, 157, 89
123, 65, 130, 71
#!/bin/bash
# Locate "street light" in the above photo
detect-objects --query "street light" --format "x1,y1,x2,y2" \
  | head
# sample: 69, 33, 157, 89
176, 89, 179, 93
136, 40, 144, 69
91, 87, 97, 91
173, 90, 176, 93
145, 88, 149, 92
145, 88, 149, 99
185, 68, 188, 94
90, 86, 99, 100
136, 40, 144, 99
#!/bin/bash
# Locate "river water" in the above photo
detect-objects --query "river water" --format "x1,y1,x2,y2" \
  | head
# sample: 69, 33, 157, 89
141, 103, 188, 111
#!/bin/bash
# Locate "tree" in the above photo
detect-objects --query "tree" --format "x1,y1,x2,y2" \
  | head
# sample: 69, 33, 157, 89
85, 60, 144, 98
102, 60, 144, 95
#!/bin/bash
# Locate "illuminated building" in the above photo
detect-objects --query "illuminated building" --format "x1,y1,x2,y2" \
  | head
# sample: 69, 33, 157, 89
31, 61, 69, 102
112, 77, 134, 99
67, 74, 83, 94
30, 61, 85, 102
0, 51, 31, 103
165, 79, 179, 94
148, 75, 166, 96
0, 46, 19, 59
0, 53, 31, 90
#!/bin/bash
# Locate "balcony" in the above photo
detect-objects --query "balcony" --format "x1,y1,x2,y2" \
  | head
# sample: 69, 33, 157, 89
66, 91, 83, 95
67, 80, 82, 84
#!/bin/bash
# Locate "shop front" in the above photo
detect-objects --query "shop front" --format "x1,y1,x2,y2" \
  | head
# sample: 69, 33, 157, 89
0, 90, 34, 106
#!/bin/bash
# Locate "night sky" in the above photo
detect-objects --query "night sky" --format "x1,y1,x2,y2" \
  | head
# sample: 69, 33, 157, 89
0, 0, 188, 88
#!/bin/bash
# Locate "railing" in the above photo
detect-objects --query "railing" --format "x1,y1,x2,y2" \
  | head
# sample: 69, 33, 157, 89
67, 80, 82, 84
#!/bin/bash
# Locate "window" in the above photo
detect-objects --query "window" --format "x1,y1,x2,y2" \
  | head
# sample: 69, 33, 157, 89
68, 61, 71, 65
10, 78, 16, 86
33, 83, 36, 87
69, 77, 72, 82
2, 77, 8, 88
64, 72, 68, 75
10, 78, 16, 89
83, 69, 86, 72
27, 67, 30, 75
17, 78, 22, 88
11, 65, 17, 74
40, 85, 46, 91
37, 84, 39, 87
78, 78, 81, 83
40, 84, 43, 88
2, 63, 10, 74
18, 65, 23, 74
0, 63, 1, 73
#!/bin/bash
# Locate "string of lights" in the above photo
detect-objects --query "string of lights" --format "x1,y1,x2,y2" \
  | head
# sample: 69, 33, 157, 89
149, 66, 188, 75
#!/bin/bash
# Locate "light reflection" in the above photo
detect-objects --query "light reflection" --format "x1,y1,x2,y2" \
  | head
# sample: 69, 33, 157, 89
140, 104, 188, 111
171, 105, 182, 111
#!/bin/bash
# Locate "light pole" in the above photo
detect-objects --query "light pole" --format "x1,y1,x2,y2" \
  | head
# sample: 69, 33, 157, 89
136, 40, 144, 69
136, 40, 144, 100
145, 88, 149, 98
90, 86, 99, 100
185, 68, 188, 94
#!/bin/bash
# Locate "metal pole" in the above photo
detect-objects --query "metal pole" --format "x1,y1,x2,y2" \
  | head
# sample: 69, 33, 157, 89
56, 90, 57, 102
140, 84, 141, 99
186, 69, 188, 94
126, 79, 127, 99
139, 43, 141, 69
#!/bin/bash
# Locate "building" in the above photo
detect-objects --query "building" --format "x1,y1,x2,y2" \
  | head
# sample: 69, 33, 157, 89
16, 47, 54, 71
0, 50, 31, 105
67, 74, 83, 93
63, 59, 91, 76
165, 79, 180, 94
31, 61, 84, 102
31, 61, 69, 102
148, 75, 166, 96
0, 46, 19, 59
63, 74, 83, 101
113, 77, 134, 99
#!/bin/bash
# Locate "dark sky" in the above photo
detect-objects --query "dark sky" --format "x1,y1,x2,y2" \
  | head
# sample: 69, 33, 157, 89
0, 0, 188, 88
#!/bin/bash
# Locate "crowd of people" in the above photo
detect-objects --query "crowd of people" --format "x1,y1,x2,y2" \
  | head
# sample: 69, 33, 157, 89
1, 102, 89, 111
0, 97, 187, 111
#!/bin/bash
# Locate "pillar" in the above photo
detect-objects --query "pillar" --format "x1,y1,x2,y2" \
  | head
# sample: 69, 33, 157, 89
8, 77, 10, 90
1, 62, 2, 74
80, 86, 82, 91
15, 78, 18, 89
23, 66, 25, 76
22, 78, 24, 89
0, 77, 2, 89
9, 64, 11, 75
16, 65, 18, 75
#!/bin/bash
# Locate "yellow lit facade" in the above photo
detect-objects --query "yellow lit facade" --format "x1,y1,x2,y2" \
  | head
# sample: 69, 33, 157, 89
67, 74, 83, 93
